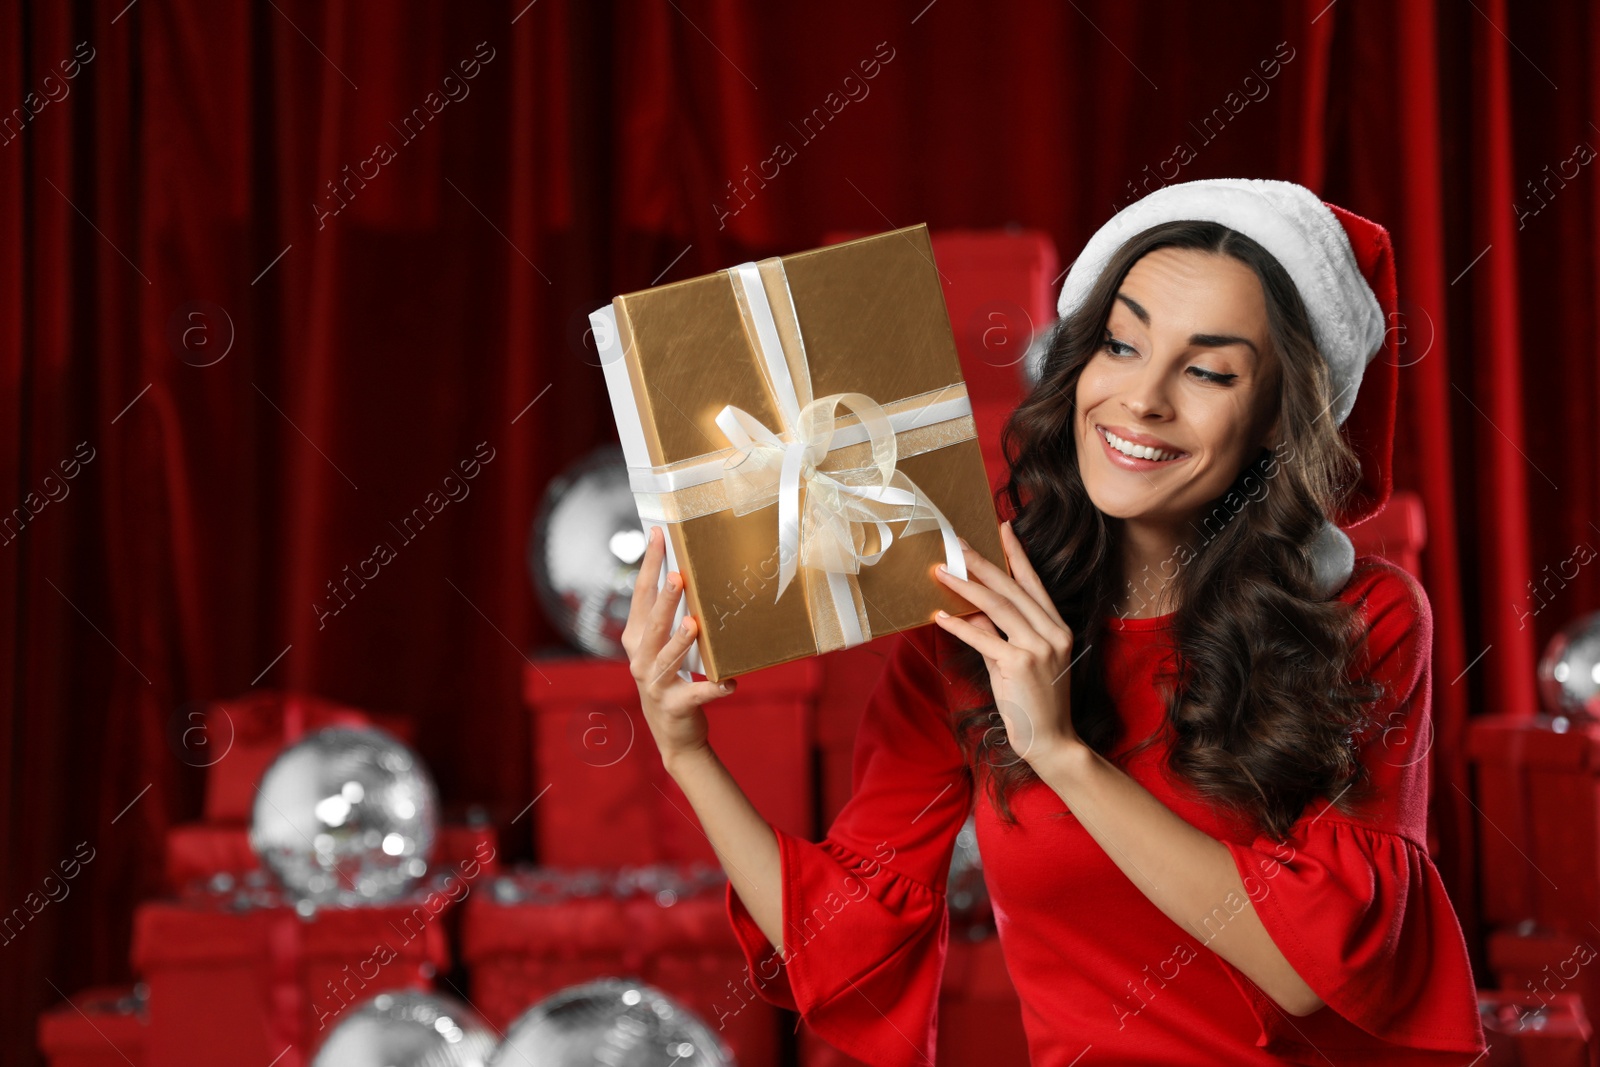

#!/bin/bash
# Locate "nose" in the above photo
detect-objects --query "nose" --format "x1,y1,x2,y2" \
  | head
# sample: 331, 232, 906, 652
1122, 358, 1175, 420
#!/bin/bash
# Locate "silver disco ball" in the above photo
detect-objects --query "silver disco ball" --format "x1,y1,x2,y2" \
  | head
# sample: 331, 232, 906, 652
249, 725, 439, 905
1538, 610, 1600, 719
528, 443, 646, 660
486, 978, 733, 1067
312, 990, 497, 1067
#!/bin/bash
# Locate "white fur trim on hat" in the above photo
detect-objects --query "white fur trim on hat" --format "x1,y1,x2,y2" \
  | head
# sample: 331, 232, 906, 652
1307, 520, 1356, 599
1056, 178, 1386, 428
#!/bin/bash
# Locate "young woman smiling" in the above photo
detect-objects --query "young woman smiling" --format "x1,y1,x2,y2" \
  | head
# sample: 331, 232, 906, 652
623, 179, 1487, 1066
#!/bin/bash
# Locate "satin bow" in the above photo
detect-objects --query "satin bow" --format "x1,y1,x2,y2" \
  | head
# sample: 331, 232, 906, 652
714, 389, 957, 603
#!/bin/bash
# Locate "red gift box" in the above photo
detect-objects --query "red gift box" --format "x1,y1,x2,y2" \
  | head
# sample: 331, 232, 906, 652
461, 866, 777, 1067
1468, 714, 1600, 934
36, 985, 148, 1067
131, 891, 453, 1067
1479, 987, 1598, 1067
523, 656, 815, 868
1487, 925, 1600, 1030
195, 691, 417, 823
797, 934, 1030, 1067
163, 820, 501, 893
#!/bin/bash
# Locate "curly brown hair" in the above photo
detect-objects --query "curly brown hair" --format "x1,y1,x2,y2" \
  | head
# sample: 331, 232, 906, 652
950, 219, 1389, 843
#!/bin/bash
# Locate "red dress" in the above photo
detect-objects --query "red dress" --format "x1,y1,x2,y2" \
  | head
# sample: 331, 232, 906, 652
724, 557, 1488, 1066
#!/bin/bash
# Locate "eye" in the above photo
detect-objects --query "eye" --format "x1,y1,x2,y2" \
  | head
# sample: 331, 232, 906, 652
1101, 334, 1239, 386
1100, 335, 1235, 385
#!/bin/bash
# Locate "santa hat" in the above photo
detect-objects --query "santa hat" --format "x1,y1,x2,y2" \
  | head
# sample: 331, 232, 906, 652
1055, 177, 1399, 598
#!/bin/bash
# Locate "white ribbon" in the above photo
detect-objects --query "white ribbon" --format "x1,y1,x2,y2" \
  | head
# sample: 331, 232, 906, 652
624, 384, 974, 500
712, 262, 967, 647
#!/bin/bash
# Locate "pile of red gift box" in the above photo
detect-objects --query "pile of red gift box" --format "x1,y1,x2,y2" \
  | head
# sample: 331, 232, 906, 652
37, 692, 502, 1067
35, 651, 1034, 1067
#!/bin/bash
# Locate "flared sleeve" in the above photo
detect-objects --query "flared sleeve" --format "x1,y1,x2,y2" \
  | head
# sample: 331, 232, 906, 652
1214, 561, 1488, 1063
723, 624, 973, 1067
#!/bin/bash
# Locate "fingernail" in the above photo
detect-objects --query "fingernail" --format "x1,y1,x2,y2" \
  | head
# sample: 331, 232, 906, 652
936, 564, 948, 575
937, 609, 950, 618
718, 681, 732, 692
957, 536, 970, 549
679, 618, 693, 635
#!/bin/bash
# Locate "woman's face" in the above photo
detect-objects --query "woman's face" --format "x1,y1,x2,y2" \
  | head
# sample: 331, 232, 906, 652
1074, 246, 1281, 532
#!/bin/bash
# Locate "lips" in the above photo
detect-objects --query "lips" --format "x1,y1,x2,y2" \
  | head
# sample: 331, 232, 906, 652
1093, 424, 1188, 468
1095, 424, 1185, 455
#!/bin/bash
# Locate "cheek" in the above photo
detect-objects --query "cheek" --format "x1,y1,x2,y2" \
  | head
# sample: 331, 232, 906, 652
1188, 406, 1254, 472
1075, 363, 1111, 411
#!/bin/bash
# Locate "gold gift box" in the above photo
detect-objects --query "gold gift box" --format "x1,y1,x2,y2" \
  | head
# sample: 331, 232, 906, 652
593, 223, 1009, 682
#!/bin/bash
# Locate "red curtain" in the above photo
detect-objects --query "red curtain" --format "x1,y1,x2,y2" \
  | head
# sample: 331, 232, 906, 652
5, 0, 1597, 1053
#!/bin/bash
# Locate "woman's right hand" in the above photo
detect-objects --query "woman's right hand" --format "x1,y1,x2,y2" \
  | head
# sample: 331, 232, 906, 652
621, 525, 738, 767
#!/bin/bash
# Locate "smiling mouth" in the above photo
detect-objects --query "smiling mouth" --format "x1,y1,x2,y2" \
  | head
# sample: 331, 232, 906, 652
1095, 425, 1188, 465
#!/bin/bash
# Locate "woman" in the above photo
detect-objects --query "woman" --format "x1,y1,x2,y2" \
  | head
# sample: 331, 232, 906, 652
622, 179, 1488, 1066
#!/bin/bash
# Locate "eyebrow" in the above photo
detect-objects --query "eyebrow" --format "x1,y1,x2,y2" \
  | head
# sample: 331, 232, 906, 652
1115, 292, 1261, 364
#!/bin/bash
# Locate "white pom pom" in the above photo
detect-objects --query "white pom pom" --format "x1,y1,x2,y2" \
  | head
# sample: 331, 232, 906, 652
1308, 520, 1355, 599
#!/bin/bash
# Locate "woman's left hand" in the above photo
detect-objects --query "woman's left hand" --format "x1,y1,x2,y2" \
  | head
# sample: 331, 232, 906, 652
933, 519, 1081, 769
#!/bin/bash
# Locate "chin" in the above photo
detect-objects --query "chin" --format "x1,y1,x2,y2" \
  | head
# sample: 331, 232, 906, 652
1081, 479, 1156, 522
1095, 499, 1164, 523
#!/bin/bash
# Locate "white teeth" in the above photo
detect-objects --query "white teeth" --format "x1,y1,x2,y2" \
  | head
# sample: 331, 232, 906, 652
1101, 428, 1181, 462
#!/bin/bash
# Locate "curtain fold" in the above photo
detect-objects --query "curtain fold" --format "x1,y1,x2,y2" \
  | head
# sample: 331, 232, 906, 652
5, 2, 1596, 1055
1388, 0, 1480, 958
